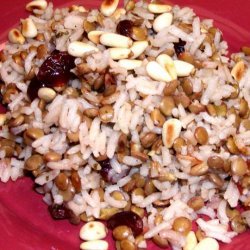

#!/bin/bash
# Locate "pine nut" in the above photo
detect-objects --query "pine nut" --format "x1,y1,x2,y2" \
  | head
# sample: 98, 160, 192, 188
80, 240, 108, 250
184, 231, 197, 250
118, 59, 142, 70
0, 114, 7, 126
112, 8, 126, 20
38, 87, 56, 102
173, 60, 195, 77
100, 0, 119, 16
100, 33, 133, 48
8, 29, 25, 44
130, 41, 148, 59
26, 0, 48, 12
80, 221, 107, 241
21, 18, 38, 38
193, 238, 219, 250
148, 3, 172, 14
88, 30, 105, 44
109, 48, 131, 60
146, 61, 172, 82
68, 41, 99, 57
156, 54, 177, 80
153, 12, 173, 32
70, 5, 87, 12
162, 118, 182, 148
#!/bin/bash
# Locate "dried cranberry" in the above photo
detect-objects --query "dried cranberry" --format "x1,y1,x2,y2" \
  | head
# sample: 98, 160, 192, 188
27, 51, 75, 101
37, 50, 75, 88
174, 39, 186, 56
116, 20, 133, 38
27, 77, 46, 101
107, 211, 143, 236
48, 203, 71, 220
99, 159, 112, 182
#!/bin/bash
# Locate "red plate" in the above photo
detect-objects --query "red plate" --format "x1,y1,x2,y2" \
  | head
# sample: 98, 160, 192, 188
0, 1, 250, 249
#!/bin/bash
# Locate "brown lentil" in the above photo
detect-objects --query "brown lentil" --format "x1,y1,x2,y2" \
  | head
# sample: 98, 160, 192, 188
239, 99, 249, 118
99, 207, 121, 220
226, 206, 240, 220
67, 131, 79, 143
207, 173, 224, 187
173, 137, 186, 153
140, 132, 157, 148
71, 171, 82, 193
99, 105, 114, 123
231, 215, 247, 233
187, 196, 204, 211
55, 172, 69, 191
159, 96, 175, 116
226, 137, 240, 154
44, 151, 61, 162
182, 78, 193, 95
152, 234, 169, 248
173, 217, 192, 235
190, 163, 209, 176
113, 225, 133, 241
207, 156, 224, 170
150, 109, 165, 127
145, 180, 157, 196
37, 44, 48, 59
163, 80, 178, 96
131, 26, 147, 41
231, 157, 248, 176
120, 239, 136, 250
194, 126, 208, 145
25, 154, 44, 171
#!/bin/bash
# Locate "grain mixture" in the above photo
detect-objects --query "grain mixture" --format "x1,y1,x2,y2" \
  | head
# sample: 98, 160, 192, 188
0, 0, 250, 249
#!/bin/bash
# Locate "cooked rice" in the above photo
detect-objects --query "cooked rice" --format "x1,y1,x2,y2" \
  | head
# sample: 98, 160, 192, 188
0, 0, 250, 249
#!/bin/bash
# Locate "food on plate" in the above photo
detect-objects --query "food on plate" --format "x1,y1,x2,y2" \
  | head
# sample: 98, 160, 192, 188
0, 0, 250, 249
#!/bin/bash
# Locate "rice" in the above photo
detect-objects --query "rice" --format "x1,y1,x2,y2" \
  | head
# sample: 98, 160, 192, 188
0, 0, 250, 249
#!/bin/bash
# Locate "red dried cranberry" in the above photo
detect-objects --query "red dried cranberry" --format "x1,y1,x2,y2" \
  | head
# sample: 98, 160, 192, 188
48, 203, 71, 220
27, 77, 46, 101
174, 39, 186, 56
107, 211, 143, 236
37, 50, 75, 88
116, 20, 134, 38
99, 159, 112, 182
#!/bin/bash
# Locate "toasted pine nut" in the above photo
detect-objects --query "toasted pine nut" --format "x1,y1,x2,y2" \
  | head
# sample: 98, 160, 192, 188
148, 3, 172, 14
109, 48, 131, 60
100, 0, 119, 16
146, 61, 172, 82
231, 60, 246, 82
8, 29, 25, 45
173, 60, 195, 77
153, 12, 173, 32
26, 0, 48, 12
130, 41, 148, 59
68, 41, 99, 57
118, 59, 142, 70
80, 240, 109, 250
162, 118, 182, 148
21, 18, 38, 38
88, 30, 105, 44
100, 33, 133, 48
80, 221, 107, 241
156, 54, 177, 80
